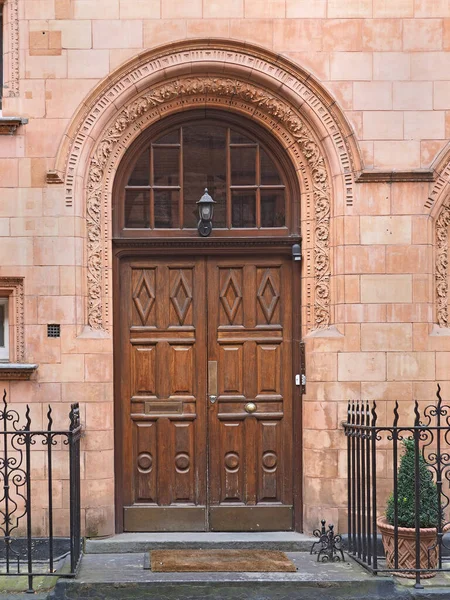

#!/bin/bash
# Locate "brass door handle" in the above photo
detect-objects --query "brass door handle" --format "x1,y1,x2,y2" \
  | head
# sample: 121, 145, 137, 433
245, 402, 257, 414
209, 361, 218, 406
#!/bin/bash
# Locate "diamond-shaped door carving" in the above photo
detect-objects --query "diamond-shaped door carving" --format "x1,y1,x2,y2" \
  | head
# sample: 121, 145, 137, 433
133, 271, 155, 325
220, 270, 242, 324
257, 270, 280, 323
170, 271, 192, 325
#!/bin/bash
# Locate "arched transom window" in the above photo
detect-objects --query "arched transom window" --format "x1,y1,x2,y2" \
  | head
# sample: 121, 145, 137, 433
119, 118, 289, 234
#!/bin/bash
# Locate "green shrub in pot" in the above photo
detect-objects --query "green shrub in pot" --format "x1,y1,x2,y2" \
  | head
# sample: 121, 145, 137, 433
386, 438, 439, 528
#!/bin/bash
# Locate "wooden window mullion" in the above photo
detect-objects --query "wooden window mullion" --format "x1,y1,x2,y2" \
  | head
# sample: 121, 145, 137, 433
179, 127, 184, 229
226, 127, 231, 229
256, 143, 261, 229
150, 145, 155, 229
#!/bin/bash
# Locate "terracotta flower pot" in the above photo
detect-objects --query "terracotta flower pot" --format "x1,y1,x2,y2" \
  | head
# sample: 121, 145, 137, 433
377, 516, 442, 579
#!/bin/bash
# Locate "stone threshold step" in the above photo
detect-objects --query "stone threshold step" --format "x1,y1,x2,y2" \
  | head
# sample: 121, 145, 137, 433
50, 579, 400, 600
49, 552, 399, 600
85, 532, 316, 554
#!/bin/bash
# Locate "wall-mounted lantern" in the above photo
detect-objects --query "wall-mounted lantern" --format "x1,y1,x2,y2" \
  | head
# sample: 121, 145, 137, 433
197, 188, 215, 237
292, 243, 301, 261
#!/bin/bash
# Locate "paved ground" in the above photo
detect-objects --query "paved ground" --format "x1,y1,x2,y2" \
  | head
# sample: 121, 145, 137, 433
48, 551, 399, 600
6, 546, 450, 599
74, 551, 375, 583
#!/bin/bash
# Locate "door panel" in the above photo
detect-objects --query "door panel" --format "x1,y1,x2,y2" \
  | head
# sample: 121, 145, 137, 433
119, 254, 293, 532
120, 258, 207, 531
207, 258, 293, 531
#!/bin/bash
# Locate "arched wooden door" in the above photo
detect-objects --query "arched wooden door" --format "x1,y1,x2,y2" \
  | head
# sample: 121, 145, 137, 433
113, 112, 301, 532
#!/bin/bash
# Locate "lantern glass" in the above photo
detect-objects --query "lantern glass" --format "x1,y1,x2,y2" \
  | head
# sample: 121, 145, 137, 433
201, 203, 212, 220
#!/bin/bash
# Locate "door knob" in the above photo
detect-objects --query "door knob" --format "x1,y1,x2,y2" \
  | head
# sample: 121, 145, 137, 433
245, 402, 257, 414
209, 395, 217, 404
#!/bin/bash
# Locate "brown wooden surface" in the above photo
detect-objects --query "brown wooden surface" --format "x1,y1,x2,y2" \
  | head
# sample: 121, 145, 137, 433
207, 257, 293, 530
118, 254, 295, 531
119, 257, 207, 529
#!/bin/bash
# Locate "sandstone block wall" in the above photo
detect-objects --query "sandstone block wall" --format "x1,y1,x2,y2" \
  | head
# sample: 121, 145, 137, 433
1, 0, 450, 535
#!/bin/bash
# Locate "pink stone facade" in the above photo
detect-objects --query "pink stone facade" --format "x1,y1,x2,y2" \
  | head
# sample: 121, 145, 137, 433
1, 0, 450, 536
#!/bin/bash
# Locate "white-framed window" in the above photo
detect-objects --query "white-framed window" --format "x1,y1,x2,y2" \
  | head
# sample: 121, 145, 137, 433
0, 297, 9, 361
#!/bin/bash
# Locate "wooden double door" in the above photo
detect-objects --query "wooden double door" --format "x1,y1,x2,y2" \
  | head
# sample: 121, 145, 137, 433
117, 254, 295, 531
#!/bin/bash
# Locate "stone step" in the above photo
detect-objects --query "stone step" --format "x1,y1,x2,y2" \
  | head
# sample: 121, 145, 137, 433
85, 532, 316, 554
49, 552, 400, 600
50, 579, 399, 600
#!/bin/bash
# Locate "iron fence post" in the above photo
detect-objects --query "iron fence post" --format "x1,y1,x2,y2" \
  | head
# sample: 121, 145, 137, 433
24, 407, 33, 594
413, 401, 423, 589
371, 401, 377, 572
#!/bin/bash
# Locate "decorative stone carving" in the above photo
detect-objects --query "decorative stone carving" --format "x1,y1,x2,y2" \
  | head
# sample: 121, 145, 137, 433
0, 277, 25, 362
53, 41, 360, 334
436, 199, 450, 328
427, 150, 450, 213
57, 42, 358, 209
3, 0, 20, 98
85, 77, 331, 332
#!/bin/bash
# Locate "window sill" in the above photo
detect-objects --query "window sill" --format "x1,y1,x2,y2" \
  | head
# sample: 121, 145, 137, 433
0, 117, 28, 135
0, 363, 38, 380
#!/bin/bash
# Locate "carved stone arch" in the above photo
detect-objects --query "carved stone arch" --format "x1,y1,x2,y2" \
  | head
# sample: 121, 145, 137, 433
426, 142, 450, 216
426, 145, 450, 329
51, 39, 362, 333
435, 200, 450, 328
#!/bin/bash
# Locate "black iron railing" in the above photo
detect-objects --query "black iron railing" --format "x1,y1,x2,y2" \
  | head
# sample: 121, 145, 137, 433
0, 390, 82, 592
344, 384, 450, 588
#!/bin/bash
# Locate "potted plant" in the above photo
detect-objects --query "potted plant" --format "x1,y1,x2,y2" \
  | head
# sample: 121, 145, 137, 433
377, 438, 442, 579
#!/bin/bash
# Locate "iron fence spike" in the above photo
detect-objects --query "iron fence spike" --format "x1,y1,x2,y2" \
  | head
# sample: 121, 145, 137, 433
47, 405, 53, 431
414, 399, 420, 426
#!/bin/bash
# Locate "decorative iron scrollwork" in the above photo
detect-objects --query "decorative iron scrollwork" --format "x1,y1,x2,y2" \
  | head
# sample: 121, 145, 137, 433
310, 520, 345, 563
0, 389, 82, 592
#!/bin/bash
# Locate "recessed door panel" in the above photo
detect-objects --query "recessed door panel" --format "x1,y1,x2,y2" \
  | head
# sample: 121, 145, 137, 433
132, 345, 156, 396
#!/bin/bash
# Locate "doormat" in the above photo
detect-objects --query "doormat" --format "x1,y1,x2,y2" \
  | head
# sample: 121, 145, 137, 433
149, 549, 297, 572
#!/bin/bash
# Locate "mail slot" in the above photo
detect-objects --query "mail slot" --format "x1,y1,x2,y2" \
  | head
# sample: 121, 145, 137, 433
145, 401, 183, 414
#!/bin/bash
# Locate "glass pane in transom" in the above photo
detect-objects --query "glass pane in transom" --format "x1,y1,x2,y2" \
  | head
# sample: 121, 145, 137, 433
154, 129, 180, 144
125, 189, 150, 228
232, 191, 256, 228
153, 147, 180, 186
231, 146, 257, 186
261, 149, 283, 186
128, 148, 150, 186
154, 189, 180, 228
261, 190, 285, 227
183, 124, 227, 228
230, 129, 253, 144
